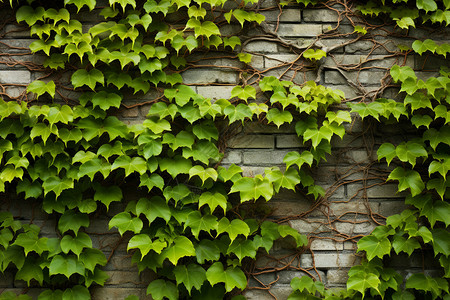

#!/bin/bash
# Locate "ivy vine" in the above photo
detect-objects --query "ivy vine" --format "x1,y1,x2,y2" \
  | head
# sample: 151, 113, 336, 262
0, 0, 448, 299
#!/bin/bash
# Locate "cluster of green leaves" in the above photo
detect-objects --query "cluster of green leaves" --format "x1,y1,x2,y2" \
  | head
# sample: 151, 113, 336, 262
357, 0, 450, 29
342, 65, 450, 299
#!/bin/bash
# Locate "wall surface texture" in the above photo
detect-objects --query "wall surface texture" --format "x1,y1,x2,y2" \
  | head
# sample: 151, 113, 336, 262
0, 0, 446, 299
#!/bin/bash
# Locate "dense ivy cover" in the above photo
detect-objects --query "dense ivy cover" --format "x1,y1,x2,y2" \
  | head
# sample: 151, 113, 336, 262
0, 0, 448, 299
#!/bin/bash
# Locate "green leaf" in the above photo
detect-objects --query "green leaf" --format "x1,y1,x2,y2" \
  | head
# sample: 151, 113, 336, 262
377, 143, 396, 165
42, 176, 74, 198
283, 151, 314, 169
189, 165, 218, 184
173, 264, 206, 295
127, 234, 166, 256
278, 225, 308, 247
185, 211, 218, 239
15, 258, 43, 286
109, 212, 143, 235
136, 196, 171, 224
193, 120, 219, 141
49, 255, 85, 278
139, 173, 164, 191
58, 210, 89, 235
303, 48, 327, 60
60, 232, 92, 258
160, 236, 196, 265
266, 108, 293, 128
230, 176, 273, 202
27, 80, 56, 99
62, 286, 90, 300
186, 19, 220, 38
303, 126, 333, 148
94, 184, 122, 211
71, 69, 104, 90
159, 156, 192, 178
143, 116, 171, 134
357, 236, 391, 260
432, 228, 450, 256
348, 102, 384, 120
65, 0, 96, 11
227, 238, 257, 262
224, 103, 253, 124
406, 273, 448, 298
16, 6, 45, 26
195, 239, 221, 264
147, 279, 178, 300
38, 289, 64, 300
347, 272, 381, 296
13, 232, 48, 256
206, 262, 247, 292
421, 198, 450, 227
216, 218, 250, 242
91, 91, 122, 110
231, 85, 256, 102
395, 141, 427, 167
392, 236, 420, 256
79, 248, 107, 272
198, 192, 228, 214
111, 155, 147, 176
387, 167, 425, 196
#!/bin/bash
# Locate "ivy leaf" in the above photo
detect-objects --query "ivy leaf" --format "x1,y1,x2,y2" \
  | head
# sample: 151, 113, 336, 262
278, 225, 308, 247
195, 239, 221, 264
143, 116, 171, 134
229, 176, 273, 202
15, 258, 43, 286
147, 279, 178, 300
159, 156, 192, 178
91, 91, 122, 110
227, 238, 257, 262
64, 0, 96, 11
139, 173, 164, 191
392, 236, 420, 256
62, 285, 90, 300
265, 167, 300, 192
16, 179, 42, 199
71, 69, 104, 90
266, 108, 293, 128
189, 165, 218, 184
283, 151, 314, 169
136, 196, 171, 224
13, 232, 48, 256
303, 48, 327, 60
16, 6, 45, 26
206, 262, 247, 292
395, 141, 428, 167
42, 176, 74, 198
231, 86, 256, 102
216, 218, 250, 242
348, 102, 383, 120
432, 228, 450, 256
58, 211, 89, 235
49, 255, 85, 278
416, 0, 438, 13
173, 264, 206, 295
79, 248, 107, 272
357, 236, 391, 261
27, 80, 56, 99
38, 289, 64, 300
303, 126, 333, 148
347, 272, 381, 296
60, 232, 92, 258
185, 211, 218, 239
186, 19, 220, 38
406, 273, 448, 298
193, 121, 219, 141
109, 212, 143, 235
421, 198, 450, 227
224, 104, 253, 124
111, 155, 147, 176
160, 236, 196, 265
377, 143, 396, 165
198, 192, 228, 214
127, 234, 166, 256
387, 167, 425, 196
94, 184, 122, 211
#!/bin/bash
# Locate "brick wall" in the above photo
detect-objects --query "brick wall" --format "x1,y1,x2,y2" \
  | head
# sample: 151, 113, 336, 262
0, 1, 440, 299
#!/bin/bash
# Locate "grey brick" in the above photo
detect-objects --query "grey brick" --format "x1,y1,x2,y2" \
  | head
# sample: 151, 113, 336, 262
241, 166, 265, 177
327, 269, 350, 284
0, 71, 31, 84
229, 134, 274, 149
261, 9, 301, 22
243, 149, 290, 165
196, 85, 234, 100
222, 150, 243, 164
277, 24, 323, 37
265, 54, 300, 68
181, 69, 238, 84
334, 221, 378, 235
300, 253, 362, 268
91, 287, 152, 300
310, 239, 344, 251
303, 9, 339, 22
276, 134, 303, 148
243, 41, 278, 53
